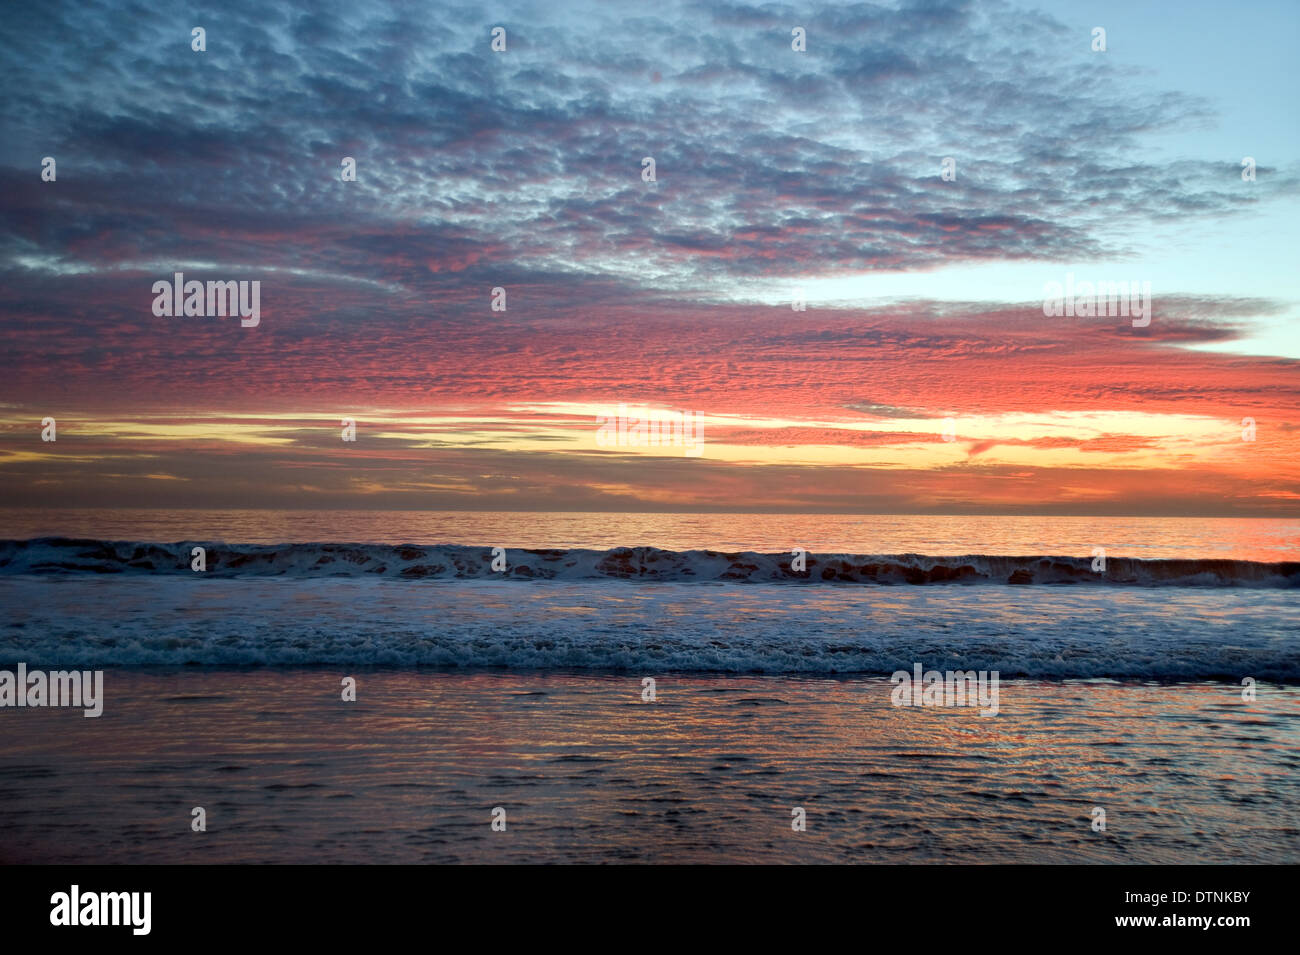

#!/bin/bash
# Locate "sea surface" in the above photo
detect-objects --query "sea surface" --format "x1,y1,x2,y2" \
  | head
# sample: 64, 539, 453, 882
1, 510, 1296, 678
2, 509, 1296, 559
0, 510, 1296, 863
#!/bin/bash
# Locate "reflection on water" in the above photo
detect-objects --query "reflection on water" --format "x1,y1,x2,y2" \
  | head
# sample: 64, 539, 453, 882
1, 509, 1297, 561
1, 670, 1296, 863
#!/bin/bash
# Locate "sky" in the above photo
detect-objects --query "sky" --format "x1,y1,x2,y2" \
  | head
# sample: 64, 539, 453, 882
0, 0, 1297, 515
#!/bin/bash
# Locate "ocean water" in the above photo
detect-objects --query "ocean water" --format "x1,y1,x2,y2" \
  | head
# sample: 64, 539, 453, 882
1, 511, 1296, 678
2, 577, 1298, 680
2, 509, 1297, 560
0, 510, 1296, 863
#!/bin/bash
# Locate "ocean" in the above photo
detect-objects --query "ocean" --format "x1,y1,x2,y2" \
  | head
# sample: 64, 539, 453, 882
1, 510, 1297, 863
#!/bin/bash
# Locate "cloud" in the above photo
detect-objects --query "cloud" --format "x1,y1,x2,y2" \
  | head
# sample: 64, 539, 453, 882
0, 0, 1296, 514
2, 0, 1291, 298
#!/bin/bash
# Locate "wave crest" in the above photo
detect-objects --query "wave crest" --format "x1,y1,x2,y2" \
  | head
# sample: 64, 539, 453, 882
1, 538, 1296, 587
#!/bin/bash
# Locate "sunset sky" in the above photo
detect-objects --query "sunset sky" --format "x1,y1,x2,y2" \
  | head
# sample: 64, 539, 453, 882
1, 0, 1297, 514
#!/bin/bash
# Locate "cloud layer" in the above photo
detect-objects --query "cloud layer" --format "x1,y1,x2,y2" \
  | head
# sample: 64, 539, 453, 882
0, 0, 1295, 513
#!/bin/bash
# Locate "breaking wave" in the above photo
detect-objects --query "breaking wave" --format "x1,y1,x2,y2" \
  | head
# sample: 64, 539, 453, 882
1, 538, 1297, 587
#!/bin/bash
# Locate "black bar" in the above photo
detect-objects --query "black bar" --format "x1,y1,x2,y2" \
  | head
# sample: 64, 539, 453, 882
0, 864, 1284, 942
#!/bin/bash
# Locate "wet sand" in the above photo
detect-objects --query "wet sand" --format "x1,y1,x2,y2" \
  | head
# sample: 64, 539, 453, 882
1, 669, 1296, 864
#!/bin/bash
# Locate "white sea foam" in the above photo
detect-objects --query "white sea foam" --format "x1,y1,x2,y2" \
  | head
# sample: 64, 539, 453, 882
1, 576, 1296, 680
